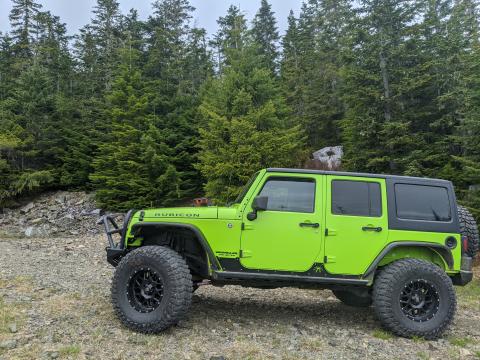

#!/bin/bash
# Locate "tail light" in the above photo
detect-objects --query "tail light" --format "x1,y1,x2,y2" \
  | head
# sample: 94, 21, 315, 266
462, 235, 468, 253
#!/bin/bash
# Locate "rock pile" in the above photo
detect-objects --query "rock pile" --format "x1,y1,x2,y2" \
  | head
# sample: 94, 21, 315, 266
0, 191, 104, 238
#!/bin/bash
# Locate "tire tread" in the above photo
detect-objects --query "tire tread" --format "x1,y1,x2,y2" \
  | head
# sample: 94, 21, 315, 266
373, 258, 456, 339
111, 246, 192, 333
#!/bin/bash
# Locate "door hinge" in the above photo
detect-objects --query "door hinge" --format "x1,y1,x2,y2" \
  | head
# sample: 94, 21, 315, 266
241, 223, 245, 230
325, 255, 337, 263
240, 250, 252, 258
325, 228, 328, 236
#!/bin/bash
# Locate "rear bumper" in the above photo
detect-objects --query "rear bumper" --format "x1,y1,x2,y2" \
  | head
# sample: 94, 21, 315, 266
451, 256, 473, 286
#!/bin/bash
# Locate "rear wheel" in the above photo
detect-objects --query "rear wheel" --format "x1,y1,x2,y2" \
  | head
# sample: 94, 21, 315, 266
111, 246, 192, 333
332, 289, 372, 307
373, 259, 456, 339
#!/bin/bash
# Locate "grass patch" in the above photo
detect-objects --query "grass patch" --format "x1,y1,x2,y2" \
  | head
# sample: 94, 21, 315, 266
411, 335, 426, 343
0, 297, 16, 334
372, 330, 393, 340
59, 345, 81, 357
0, 296, 25, 335
449, 336, 474, 347
416, 352, 429, 360
300, 337, 323, 351
456, 279, 480, 306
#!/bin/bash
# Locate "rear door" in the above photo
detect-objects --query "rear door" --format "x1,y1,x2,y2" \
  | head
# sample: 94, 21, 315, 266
324, 176, 389, 275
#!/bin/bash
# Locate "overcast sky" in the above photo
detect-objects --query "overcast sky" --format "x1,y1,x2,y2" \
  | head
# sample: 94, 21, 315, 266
0, 0, 303, 38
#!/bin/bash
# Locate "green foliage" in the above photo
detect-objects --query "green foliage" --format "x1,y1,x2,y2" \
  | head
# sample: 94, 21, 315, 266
0, 0, 479, 217
197, 13, 304, 204
251, 0, 279, 73
90, 47, 180, 211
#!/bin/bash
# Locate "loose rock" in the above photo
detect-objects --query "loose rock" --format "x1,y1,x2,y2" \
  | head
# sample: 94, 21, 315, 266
8, 322, 17, 333
0, 339, 17, 350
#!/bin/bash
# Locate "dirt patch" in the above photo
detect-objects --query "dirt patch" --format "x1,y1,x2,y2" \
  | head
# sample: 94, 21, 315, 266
1, 235, 480, 359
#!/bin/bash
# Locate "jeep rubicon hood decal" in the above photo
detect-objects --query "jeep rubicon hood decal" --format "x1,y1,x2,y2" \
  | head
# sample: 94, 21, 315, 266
141, 207, 219, 219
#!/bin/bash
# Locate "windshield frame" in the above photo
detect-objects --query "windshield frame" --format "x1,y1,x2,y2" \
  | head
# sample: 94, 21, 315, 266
232, 171, 260, 205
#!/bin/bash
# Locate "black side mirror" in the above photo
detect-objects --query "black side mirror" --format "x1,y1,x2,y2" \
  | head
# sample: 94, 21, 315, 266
247, 196, 268, 221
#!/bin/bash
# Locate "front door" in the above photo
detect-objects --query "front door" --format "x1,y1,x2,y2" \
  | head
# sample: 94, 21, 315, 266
240, 174, 324, 272
324, 176, 389, 275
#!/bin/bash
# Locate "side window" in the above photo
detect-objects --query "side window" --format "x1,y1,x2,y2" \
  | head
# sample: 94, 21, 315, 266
258, 178, 315, 213
395, 184, 451, 221
332, 180, 382, 217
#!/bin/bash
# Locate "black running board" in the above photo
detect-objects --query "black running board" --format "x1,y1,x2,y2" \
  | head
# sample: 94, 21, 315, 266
212, 271, 369, 286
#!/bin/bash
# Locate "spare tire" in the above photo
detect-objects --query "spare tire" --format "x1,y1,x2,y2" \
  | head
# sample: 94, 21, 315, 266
458, 205, 479, 258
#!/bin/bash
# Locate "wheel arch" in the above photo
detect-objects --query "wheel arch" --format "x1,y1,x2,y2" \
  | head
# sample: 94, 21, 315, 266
363, 242, 453, 279
130, 222, 220, 276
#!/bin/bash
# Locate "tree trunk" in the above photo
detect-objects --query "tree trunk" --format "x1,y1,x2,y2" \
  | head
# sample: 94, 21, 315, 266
379, 51, 391, 122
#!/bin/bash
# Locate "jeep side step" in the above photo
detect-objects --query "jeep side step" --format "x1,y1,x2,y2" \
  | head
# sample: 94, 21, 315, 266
212, 270, 369, 286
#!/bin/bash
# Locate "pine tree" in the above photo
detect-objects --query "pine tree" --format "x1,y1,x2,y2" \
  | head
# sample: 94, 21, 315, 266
0, 33, 15, 100
8, 0, 42, 60
144, 0, 212, 202
342, 0, 420, 174
197, 9, 304, 204
91, 44, 181, 211
252, 0, 280, 73
281, 10, 301, 112
75, 0, 123, 94
453, 0, 480, 218
280, 1, 352, 150
214, 5, 248, 67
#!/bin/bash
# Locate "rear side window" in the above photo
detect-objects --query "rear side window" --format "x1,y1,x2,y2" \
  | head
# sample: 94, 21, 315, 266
332, 180, 382, 217
258, 178, 315, 213
395, 184, 451, 221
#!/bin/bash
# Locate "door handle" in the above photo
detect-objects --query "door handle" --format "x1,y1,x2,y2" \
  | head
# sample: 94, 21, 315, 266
300, 222, 320, 228
362, 226, 383, 232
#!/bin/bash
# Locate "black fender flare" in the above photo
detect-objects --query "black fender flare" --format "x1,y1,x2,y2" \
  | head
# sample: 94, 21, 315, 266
130, 222, 220, 271
363, 241, 454, 279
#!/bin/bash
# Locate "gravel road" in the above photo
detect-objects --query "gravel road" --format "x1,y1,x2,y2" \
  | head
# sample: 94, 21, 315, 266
1, 235, 479, 359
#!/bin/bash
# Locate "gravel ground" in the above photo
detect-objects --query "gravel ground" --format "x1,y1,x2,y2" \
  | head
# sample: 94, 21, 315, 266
1, 234, 480, 360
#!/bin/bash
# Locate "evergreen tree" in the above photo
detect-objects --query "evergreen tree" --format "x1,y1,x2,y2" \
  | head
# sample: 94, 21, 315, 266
197, 10, 304, 204
342, 0, 420, 174
281, 10, 301, 114
214, 5, 248, 67
280, 1, 352, 150
91, 45, 180, 211
252, 0, 280, 73
0, 33, 15, 100
453, 0, 480, 217
144, 0, 212, 202
8, 0, 42, 60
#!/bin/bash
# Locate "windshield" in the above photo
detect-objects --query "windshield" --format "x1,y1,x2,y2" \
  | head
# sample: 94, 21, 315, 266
232, 172, 260, 205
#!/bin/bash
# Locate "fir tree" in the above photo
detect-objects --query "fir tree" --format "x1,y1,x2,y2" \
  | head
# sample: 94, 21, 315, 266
8, 0, 42, 60
91, 46, 180, 210
252, 0, 280, 74
197, 10, 304, 204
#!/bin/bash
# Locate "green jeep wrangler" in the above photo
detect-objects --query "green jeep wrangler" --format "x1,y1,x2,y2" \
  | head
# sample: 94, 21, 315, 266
99, 168, 478, 339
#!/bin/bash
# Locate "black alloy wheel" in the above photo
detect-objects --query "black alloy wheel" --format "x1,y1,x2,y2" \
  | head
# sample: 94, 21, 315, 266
127, 268, 164, 313
399, 279, 439, 322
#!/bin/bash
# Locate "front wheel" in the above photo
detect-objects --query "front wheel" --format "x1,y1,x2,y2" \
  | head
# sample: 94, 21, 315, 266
373, 259, 456, 339
111, 246, 192, 333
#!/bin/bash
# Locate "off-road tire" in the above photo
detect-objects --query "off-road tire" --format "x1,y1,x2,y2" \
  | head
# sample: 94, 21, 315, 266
111, 246, 192, 333
373, 259, 456, 339
458, 205, 479, 258
332, 289, 372, 307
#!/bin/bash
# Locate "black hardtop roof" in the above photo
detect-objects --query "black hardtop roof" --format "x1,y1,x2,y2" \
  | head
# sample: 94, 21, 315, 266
266, 168, 452, 184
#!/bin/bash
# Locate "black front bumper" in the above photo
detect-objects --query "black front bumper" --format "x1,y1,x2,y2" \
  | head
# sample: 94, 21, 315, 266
98, 210, 135, 266
451, 256, 474, 286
